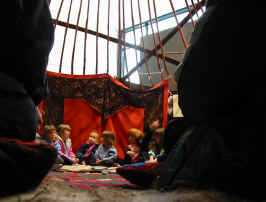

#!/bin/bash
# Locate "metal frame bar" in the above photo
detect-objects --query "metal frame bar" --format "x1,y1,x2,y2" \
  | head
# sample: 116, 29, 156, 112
123, 5, 195, 33
122, 0, 205, 80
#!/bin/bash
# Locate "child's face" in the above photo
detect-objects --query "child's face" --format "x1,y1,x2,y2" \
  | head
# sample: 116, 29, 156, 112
128, 134, 137, 144
88, 132, 98, 144
101, 137, 112, 147
61, 129, 70, 141
48, 131, 58, 142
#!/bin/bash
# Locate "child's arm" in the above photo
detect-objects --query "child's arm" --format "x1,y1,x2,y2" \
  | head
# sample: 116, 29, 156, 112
68, 146, 76, 159
53, 141, 62, 158
130, 151, 140, 162
56, 141, 64, 156
76, 144, 87, 159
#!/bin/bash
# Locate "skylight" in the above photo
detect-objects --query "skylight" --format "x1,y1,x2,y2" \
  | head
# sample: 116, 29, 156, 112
48, 0, 205, 83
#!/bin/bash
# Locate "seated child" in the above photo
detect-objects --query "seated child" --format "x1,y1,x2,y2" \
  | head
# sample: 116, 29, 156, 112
40, 124, 64, 164
57, 124, 79, 165
147, 128, 165, 163
94, 131, 117, 167
148, 139, 158, 160
76, 130, 99, 165
40, 125, 60, 147
124, 128, 144, 164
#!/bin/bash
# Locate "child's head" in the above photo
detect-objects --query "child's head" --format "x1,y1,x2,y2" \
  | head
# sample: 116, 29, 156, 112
58, 124, 71, 141
153, 128, 164, 145
88, 130, 99, 144
43, 125, 58, 142
101, 131, 115, 147
128, 128, 144, 144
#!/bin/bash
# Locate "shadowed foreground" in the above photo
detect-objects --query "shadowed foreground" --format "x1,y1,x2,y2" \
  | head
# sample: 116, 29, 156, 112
0, 173, 262, 202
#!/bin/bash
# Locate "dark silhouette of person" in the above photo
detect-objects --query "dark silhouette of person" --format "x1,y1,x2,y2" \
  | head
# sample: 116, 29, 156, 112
0, 0, 57, 196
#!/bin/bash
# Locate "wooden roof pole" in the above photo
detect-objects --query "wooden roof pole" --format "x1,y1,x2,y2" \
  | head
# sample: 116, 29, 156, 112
169, 0, 188, 49
71, 0, 83, 75
184, 0, 195, 27
83, 0, 91, 75
96, 0, 101, 74
137, 0, 154, 86
106, 0, 111, 74
59, 0, 73, 73
122, 0, 130, 81
122, 0, 205, 80
196, 0, 204, 13
53, 19, 178, 66
147, 0, 164, 81
54, 0, 65, 29
117, 0, 122, 77
153, 0, 177, 87
130, 0, 143, 88
191, 0, 199, 18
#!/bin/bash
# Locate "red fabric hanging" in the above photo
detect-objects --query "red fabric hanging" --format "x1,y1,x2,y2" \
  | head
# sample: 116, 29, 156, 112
64, 99, 144, 159
46, 72, 168, 159
64, 99, 102, 154
45, 72, 169, 130
103, 106, 144, 159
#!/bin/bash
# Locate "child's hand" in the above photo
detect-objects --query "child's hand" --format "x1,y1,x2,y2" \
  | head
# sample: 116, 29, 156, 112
96, 160, 102, 165
72, 158, 79, 164
81, 161, 86, 165
146, 155, 157, 163
149, 155, 155, 161
127, 151, 135, 157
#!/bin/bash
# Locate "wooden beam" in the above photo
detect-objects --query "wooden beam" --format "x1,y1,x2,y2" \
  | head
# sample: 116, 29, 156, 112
71, 0, 83, 75
147, 0, 164, 80
52, 19, 179, 66
83, 0, 91, 75
122, 0, 205, 80
137, 0, 154, 86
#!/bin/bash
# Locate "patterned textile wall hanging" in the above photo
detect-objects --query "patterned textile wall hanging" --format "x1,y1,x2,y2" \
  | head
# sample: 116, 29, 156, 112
43, 71, 168, 129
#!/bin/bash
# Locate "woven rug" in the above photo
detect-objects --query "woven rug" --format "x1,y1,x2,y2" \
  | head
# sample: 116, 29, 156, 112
43, 171, 138, 189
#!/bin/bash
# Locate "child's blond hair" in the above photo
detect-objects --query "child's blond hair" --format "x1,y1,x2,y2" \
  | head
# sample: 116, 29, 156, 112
101, 130, 115, 146
57, 124, 71, 137
128, 128, 144, 142
90, 130, 100, 142
42, 125, 57, 139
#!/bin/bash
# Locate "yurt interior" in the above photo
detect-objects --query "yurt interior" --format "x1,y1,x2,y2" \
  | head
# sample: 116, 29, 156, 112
0, 1, 264, 202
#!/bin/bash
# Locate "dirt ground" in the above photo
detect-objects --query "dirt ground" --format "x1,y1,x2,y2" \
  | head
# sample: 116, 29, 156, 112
1, 175, 262, 202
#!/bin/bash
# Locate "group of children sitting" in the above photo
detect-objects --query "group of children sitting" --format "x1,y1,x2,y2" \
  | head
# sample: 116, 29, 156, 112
36, 122, 164, 167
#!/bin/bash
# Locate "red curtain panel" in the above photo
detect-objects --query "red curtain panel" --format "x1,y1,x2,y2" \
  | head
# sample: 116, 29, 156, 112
64, 99, 144, 159
64, 99, 102, 153
44, 72, 169, 159
103, 106, 144, 159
